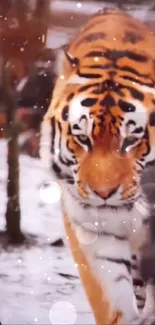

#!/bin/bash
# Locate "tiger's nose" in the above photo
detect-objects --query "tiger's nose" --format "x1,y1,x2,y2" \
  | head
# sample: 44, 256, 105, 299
93, 185, 119, 199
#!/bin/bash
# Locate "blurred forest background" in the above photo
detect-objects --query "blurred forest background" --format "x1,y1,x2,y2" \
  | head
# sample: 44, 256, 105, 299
0, 1, 155, 324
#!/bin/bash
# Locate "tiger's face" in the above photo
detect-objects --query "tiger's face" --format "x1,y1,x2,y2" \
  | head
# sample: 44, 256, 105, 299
40, 9, 155, 210
41, 74, 155, 209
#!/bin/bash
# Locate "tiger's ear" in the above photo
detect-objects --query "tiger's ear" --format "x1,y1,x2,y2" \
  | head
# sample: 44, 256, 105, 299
54, 45, 79, 76
64, 51, 79, 67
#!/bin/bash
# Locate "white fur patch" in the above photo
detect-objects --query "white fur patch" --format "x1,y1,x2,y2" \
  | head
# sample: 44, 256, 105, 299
120, 100, 148, 139
67, 75, 90, 85
40, 118, 52, 169
137, 84, 155, 96
62, 187, 147, 322
69, 95, 89, 124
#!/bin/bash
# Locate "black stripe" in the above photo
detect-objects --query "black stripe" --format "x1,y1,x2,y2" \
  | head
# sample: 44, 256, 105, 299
78, 83, 98, 92
52, 162, 61, 175
132, 127, 143, 134
108, 50, 147, 62
86, 63, 115, 70
133, 278, 144, 287
115, 275, 131, 283
84, 50, 105, 58
52, 162, 75, 184
99, 232, 127, 240
96, 257, 132, 273
72, 124, 81, 130
121, 75, 154, 88
123, 31, 143, 44
135, 294, 146, 302
132, 254, 137, 260
118, 99, 136, 112
60, 156, 75, 167
83, 62, 149, 80
77, 69, 102, 79
81, 97, 98, 107
62, 105, 69, 121
136, 161, 144, 169
127, 120, 136, 126
149, 112, 155, 126
74, 220, 127, 240
57, 120, 62, 148
89, 79, 144, 99
51, 117, 55, 154
85, 49, 148, 62
75, 32, 106, 47
127, 86, 144, 101
118, 65, 149, 78
67, 92, 74, 101
57, 122, 75, 167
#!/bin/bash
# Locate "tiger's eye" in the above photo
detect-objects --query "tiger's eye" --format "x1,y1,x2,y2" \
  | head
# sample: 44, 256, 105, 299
76, 135, 92, 151
76, 135, 88, 142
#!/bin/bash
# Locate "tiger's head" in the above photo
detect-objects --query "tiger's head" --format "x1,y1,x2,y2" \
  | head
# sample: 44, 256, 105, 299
40, 9, 155, 210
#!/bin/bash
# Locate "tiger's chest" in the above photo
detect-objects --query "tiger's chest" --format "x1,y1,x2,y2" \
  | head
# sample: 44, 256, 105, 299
62, 186, 148, 254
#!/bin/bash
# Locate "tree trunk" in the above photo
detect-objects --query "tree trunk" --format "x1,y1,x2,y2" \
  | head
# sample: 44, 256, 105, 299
1, 62, 24, 244
5, 94, 24, 243
0, 0, 51, 243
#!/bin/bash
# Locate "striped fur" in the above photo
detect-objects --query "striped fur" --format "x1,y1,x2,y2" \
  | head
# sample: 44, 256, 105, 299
40, 8, 155, 324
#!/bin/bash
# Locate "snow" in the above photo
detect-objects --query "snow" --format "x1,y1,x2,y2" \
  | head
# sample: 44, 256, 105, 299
51, 0, 154, 21
46, 1, 155, 49
46, 26, 75, 49
51, 0, 104, 15
0, 140, 94, 325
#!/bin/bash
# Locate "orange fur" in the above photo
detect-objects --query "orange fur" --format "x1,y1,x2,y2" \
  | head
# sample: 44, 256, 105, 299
41, 8, 155, 325
63, 209, 122, 325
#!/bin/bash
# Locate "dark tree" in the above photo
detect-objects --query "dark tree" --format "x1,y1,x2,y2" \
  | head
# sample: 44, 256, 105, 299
0, 0, 51, 243
1, 61, 24, 243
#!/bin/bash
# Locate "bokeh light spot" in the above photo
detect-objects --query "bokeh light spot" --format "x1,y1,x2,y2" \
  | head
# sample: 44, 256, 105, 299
39, 181, 62, 204
75, 222, 98, 245
49, 301, 77, 325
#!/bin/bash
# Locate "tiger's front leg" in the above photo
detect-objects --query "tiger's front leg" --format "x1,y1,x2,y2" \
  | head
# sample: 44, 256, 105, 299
63, 212, 139, 324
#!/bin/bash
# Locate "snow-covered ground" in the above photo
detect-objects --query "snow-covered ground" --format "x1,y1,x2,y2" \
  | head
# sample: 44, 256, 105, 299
0, 140, 94, 325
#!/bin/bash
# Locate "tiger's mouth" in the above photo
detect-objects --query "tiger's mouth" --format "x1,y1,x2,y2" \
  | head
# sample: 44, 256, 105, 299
52, 162, 138, 210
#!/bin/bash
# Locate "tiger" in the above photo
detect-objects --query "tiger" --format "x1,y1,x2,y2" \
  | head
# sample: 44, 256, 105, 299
40, 7, 155, 325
